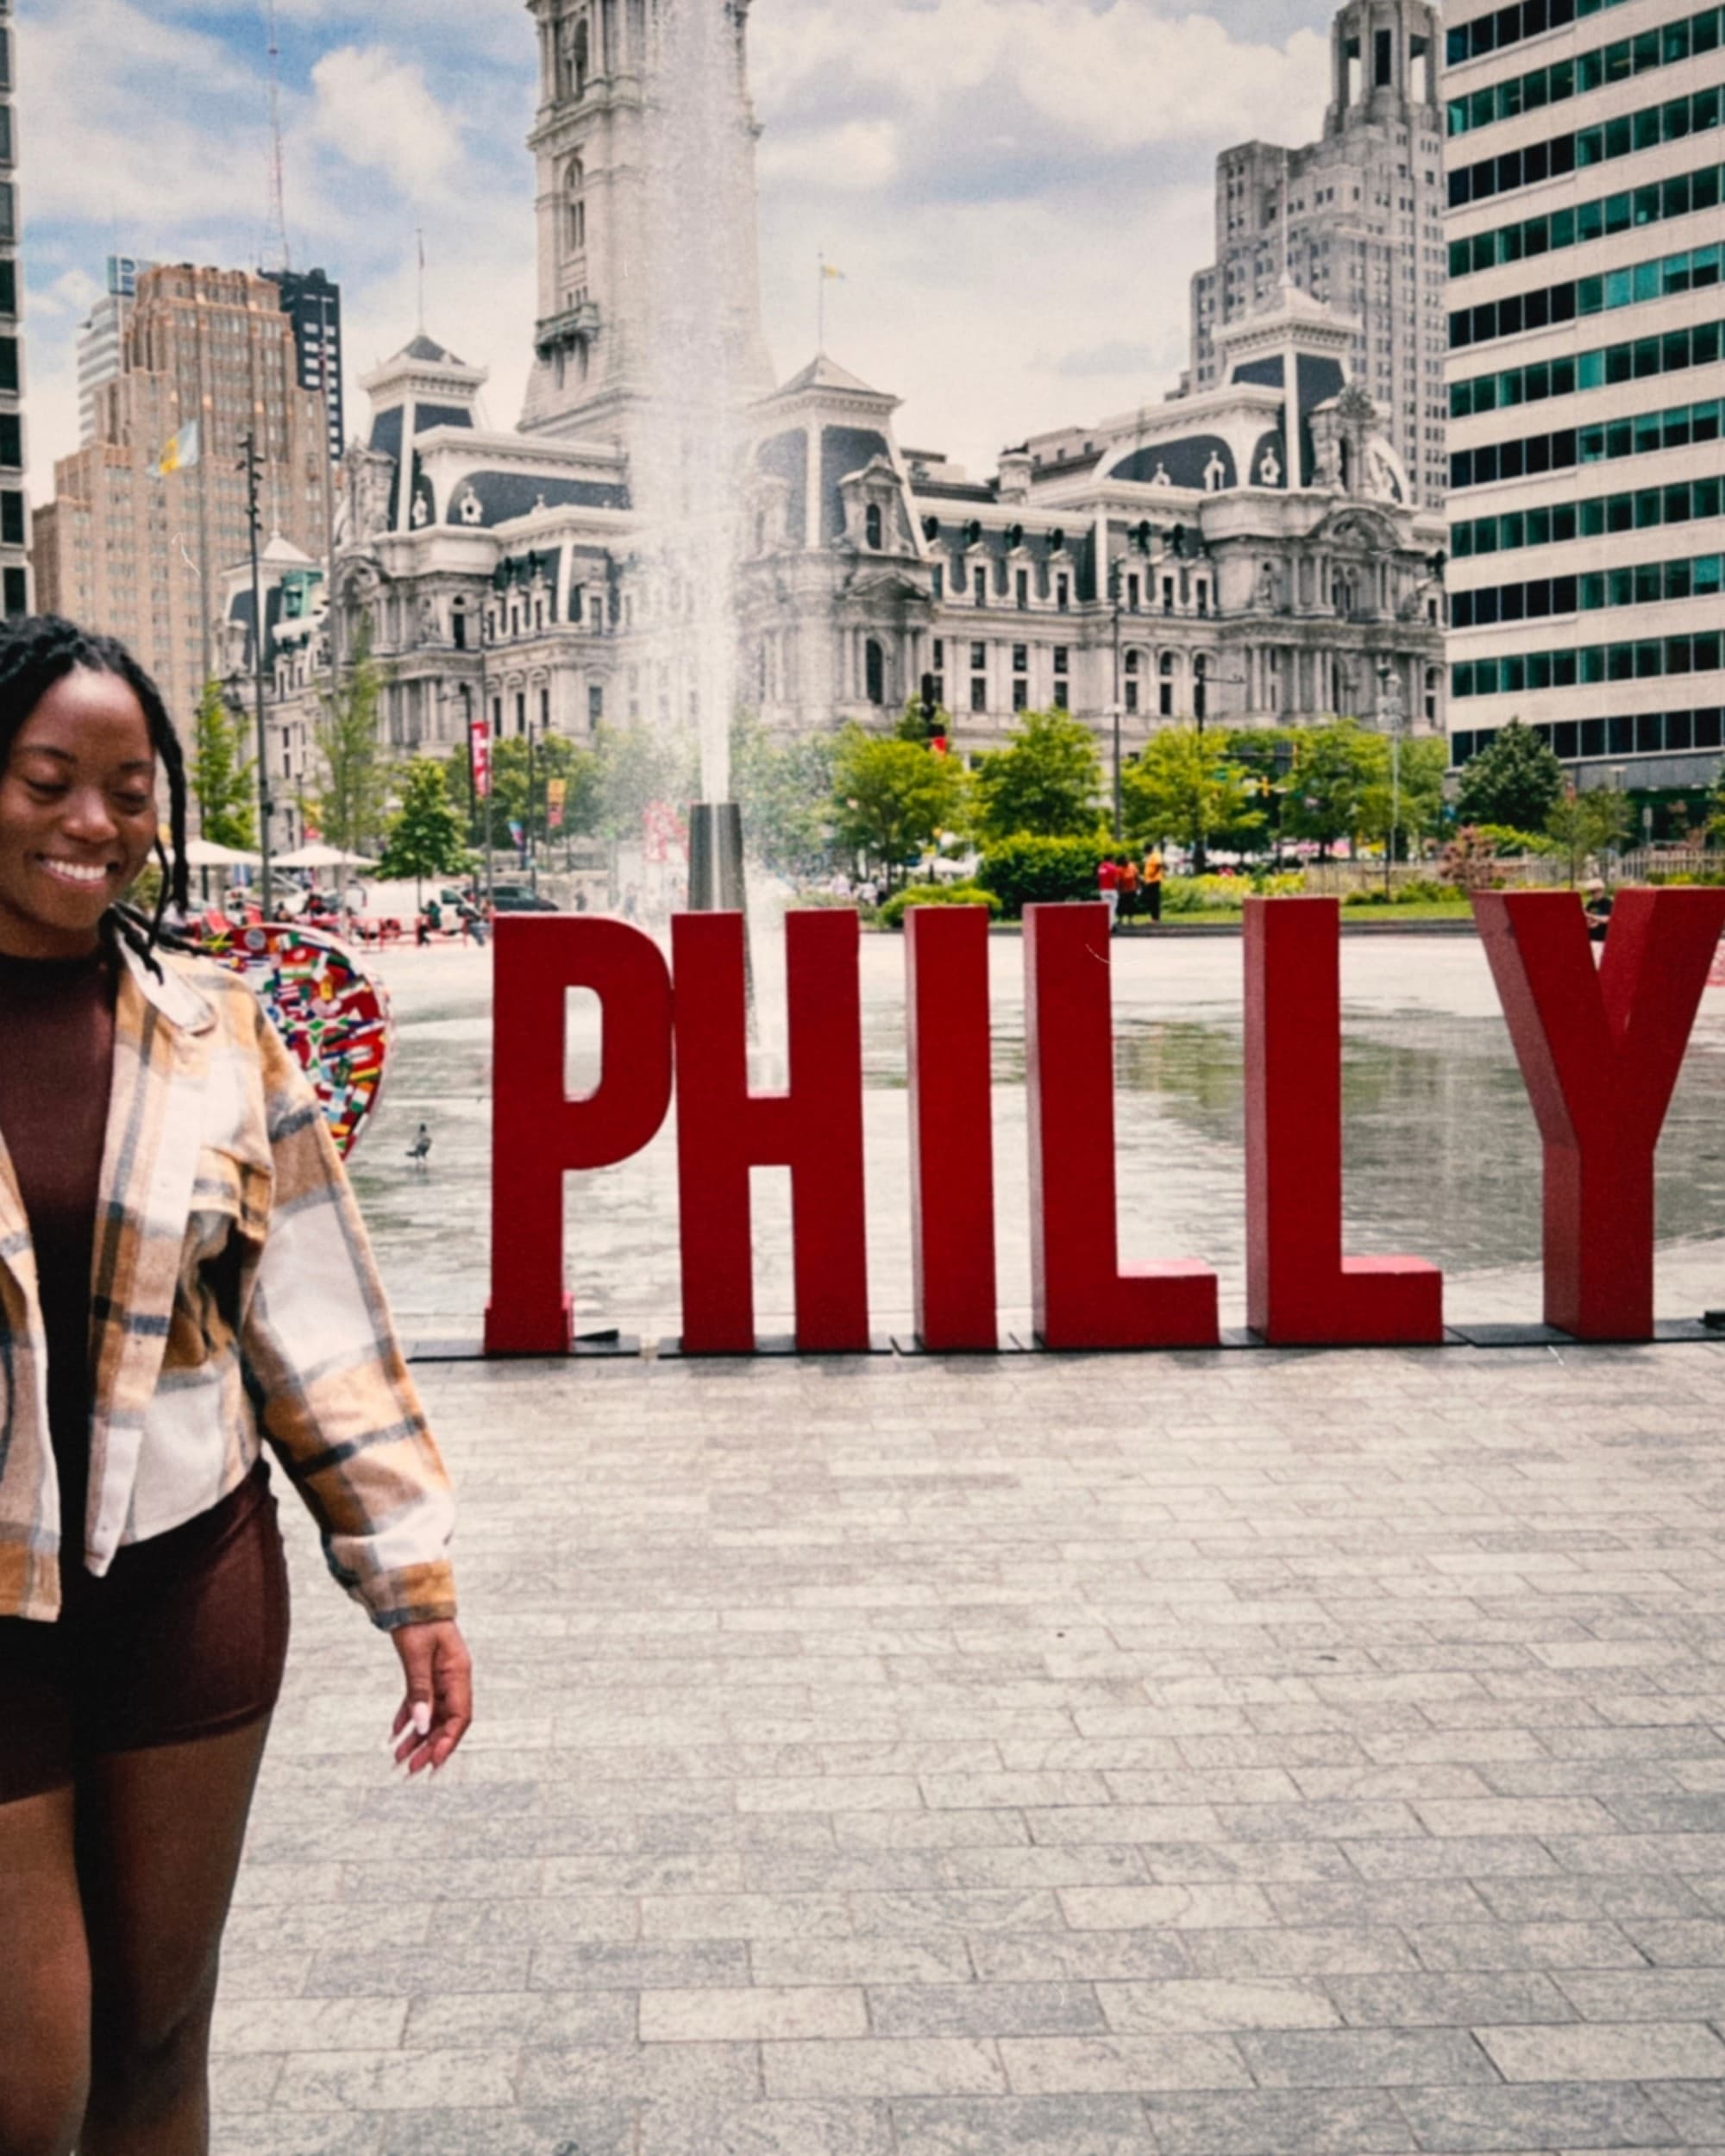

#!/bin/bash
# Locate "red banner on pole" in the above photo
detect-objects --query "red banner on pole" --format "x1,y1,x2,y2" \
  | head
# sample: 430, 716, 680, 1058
469, 717, 492, 800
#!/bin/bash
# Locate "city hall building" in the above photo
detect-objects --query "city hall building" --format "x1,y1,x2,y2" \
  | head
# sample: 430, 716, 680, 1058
238, 0, 1447, 849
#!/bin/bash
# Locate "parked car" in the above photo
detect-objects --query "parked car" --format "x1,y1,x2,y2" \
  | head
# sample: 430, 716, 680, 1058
489, 884, 559, 913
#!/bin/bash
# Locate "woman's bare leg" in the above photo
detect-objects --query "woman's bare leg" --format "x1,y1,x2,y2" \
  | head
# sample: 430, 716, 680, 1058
0, 1785, 90, 2156
75, 1716, 273, 2156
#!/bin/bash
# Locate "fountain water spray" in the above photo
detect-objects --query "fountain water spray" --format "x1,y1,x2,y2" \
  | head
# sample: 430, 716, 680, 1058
634, 0, 772, 911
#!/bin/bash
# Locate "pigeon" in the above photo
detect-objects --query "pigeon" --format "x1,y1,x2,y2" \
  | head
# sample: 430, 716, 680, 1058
406, 1124, 432, 1168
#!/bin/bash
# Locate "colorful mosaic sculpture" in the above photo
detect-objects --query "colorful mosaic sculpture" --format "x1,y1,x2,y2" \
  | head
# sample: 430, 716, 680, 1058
191, 918, 392, 1159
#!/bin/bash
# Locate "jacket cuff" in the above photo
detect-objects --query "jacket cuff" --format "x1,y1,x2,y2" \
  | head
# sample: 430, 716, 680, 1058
356, 1560, 459, 1632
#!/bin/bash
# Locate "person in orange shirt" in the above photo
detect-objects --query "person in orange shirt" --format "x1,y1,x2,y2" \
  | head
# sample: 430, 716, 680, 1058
1143, 848, 1165, 925
1118, 855, 1140, 930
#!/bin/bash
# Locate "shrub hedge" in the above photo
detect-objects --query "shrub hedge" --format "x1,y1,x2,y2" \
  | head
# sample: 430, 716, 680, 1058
877, 882, 1003, 931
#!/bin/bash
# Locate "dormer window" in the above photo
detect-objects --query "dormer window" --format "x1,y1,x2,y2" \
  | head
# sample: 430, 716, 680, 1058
865, 503, 883, 551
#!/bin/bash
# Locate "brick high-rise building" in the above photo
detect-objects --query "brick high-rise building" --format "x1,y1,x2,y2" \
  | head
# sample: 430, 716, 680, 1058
1190, 0, 1449, 508
1444, 0, 1725, 792
31, 263, 327, 725
0, 0, 28, 618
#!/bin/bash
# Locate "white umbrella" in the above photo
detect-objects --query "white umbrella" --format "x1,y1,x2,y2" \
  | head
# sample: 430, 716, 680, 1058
184, 837, 262, 869
273, 843, 380, 872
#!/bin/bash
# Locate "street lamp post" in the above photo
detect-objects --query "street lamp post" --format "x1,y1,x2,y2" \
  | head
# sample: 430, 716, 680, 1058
1375, 657, 1408, 898
1107, 557, 1124, 842
238, 429, 274, 917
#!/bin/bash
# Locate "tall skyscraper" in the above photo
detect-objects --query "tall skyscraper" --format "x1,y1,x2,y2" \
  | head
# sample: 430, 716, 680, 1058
0, 0, 28, 617
76, 256, 155, 444
265, 265, 343, 463
1189, 0, 1449, 508
1444, 0, 1725, 790
32, 264, 329, 724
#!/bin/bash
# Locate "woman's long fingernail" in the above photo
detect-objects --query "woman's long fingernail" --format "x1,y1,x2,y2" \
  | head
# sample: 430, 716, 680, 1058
412, 1702, 432, 1738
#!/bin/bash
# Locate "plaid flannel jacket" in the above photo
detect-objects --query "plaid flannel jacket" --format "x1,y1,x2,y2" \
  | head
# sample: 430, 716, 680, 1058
0, 937, 456, 1629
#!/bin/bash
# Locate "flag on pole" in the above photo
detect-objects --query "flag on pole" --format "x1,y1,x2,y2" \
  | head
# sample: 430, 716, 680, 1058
156, 421, 201, 476
546, 777, 568, 832
821, 261, 846, 281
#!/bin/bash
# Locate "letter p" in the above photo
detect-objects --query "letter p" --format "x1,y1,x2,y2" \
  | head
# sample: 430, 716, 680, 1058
485, 918, 673, 1355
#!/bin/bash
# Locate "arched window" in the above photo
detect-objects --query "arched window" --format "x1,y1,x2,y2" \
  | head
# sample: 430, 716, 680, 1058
1424, 666, 1440, 723
865, 503, 883, 551
865, 638, 885, 705
1124, 649, 1141, 714
1158, 650, 1176, 718
1193, 654, 1209, 724
566, 159, 586, 256
452, 599, 467, 652
574, 14, 590, 94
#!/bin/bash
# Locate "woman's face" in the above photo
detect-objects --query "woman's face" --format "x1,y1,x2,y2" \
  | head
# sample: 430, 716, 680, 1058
0, 668, 159, 959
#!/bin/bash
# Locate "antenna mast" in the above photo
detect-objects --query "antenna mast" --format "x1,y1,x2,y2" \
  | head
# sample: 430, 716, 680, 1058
264, 0, 291, 272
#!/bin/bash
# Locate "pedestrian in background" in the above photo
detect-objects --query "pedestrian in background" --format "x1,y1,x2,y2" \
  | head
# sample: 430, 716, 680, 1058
1097, 853, 1120, 933
1143, 847, 1165, 925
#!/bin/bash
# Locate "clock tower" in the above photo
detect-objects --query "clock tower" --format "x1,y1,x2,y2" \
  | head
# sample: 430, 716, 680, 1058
519, 0, 775, 444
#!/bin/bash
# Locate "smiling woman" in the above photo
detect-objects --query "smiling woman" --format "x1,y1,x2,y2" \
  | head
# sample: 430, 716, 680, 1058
0, 617, 471, 2156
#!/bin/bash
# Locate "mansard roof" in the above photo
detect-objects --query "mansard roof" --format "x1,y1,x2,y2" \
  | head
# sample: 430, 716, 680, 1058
776, 353, 887, 399
395, 333, 464, 365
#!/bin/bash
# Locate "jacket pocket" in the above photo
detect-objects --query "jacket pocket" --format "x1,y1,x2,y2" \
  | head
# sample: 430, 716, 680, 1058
169, 1148, 272, 1369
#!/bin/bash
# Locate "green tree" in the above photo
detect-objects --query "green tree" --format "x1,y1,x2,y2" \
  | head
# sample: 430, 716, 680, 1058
378, 757, 470, 888
1456, 717, 1565, 831
831, 726, 970, 885
1281, 721, 1381, 857
446, 735, 602, 851
590, 722, 699, 843
972, 707, 1103, 843
188, 678, 257, 850
731, 712, 838, 874
306, 625, 393, 860
1546, 780, 1632, 886
1357, 736, 1451, 858
1121, 725, 1260, 865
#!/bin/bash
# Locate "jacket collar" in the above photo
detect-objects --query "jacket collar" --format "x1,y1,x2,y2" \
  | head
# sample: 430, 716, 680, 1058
116, 932, 218, 1037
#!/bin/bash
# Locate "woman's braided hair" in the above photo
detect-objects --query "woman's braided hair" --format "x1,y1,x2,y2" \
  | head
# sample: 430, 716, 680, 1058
0, 613, 191, 972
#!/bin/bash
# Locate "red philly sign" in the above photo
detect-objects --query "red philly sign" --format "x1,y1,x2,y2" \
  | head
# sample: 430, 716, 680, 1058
482, 892, 1725, 1357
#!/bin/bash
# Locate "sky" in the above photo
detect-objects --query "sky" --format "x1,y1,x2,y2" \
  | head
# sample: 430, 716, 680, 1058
20, 0, 1340, 503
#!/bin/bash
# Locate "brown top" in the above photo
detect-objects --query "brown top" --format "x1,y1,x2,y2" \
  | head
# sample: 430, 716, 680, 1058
0, 945, 117, 1550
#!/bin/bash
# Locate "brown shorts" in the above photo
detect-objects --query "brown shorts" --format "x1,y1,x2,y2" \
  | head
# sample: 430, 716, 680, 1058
0, 1458, 290, 1806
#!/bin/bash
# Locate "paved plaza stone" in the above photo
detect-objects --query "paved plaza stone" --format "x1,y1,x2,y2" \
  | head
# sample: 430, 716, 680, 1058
205, 930, 1725, 2150
212, 1337, 1725, 2154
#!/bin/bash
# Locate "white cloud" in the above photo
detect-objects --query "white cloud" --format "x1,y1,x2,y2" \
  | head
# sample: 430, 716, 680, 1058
751, 0, 1329, 158
758, 120, 901, 194
31, 267, 103, 325
308, 46, 468, 204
